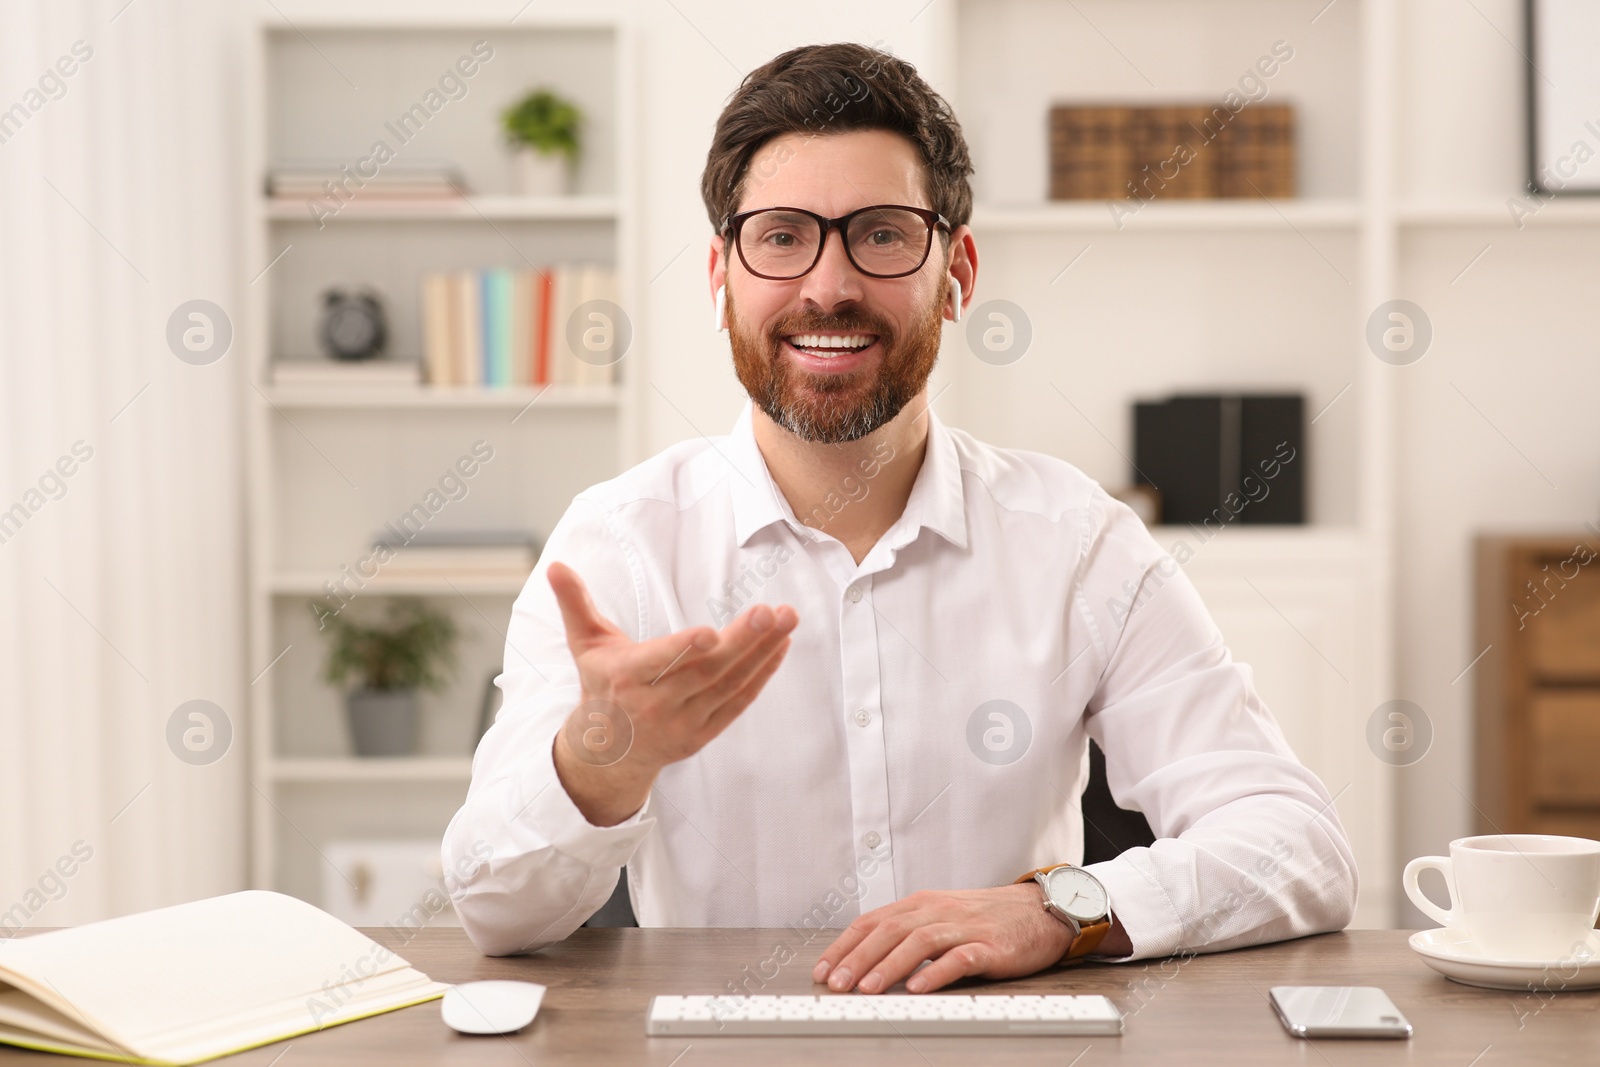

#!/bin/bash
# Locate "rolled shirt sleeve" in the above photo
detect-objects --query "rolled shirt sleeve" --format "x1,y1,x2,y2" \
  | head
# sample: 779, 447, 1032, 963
442, 496, 656, 956
1076, 493, 1359, 961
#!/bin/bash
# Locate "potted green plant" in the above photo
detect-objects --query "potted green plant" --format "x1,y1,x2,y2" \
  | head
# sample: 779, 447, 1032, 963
501, 88, 582, 196
321, 599, 459, 757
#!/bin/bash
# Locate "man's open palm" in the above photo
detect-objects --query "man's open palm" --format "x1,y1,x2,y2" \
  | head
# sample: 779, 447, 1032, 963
546, 561, 798, 824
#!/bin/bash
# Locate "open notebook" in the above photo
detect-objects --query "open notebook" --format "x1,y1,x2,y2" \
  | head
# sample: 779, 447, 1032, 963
0, 890, 448, 1065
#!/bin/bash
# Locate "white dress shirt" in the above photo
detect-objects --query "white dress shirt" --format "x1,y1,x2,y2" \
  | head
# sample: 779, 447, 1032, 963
443, 401, 1358, 961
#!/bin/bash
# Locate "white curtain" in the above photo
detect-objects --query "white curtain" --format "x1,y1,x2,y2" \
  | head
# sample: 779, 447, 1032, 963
0, 0, 247, 924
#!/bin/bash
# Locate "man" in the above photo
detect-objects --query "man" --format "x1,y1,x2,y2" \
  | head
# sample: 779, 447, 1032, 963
444, 42, 1356, 994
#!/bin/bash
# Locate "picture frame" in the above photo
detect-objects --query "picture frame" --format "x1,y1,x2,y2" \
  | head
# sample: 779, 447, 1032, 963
1526, 0, 1600, 194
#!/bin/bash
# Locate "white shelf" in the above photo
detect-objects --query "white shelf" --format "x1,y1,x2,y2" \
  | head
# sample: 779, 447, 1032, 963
270, 757, 474, 783
247, 11, 639, 903
1145, 524, 1367, 562
1399, 199, 1600, 227
261, 195, 619, 223
263, 12, 620, 31
269, 571, 529, 596
971, 199, 1362, 234
257, 383, 623, 409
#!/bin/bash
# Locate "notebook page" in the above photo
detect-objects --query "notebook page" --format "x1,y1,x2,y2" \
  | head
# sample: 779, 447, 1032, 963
0, 988, 118, 1053
0, 891, 442, 1060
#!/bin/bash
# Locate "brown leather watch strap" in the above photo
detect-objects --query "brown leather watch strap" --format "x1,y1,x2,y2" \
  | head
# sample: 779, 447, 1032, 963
1015, 863, 1113, 963
1062, 914, 1112, 960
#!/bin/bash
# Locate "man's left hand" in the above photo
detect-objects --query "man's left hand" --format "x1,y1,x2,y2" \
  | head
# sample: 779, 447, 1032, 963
812, 884, 1075, 994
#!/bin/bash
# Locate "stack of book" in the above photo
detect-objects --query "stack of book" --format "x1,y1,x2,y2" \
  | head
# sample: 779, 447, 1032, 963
372, 529, 539, 578
265, 161, 465, 201
1048, 104, 1294, 200
419, 265, 622, 388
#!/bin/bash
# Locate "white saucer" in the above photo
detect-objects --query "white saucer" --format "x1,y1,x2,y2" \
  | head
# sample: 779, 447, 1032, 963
1409, 927, 1600, 991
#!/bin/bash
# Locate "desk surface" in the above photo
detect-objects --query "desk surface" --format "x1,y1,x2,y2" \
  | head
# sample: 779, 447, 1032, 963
4, 928, 1596, 1065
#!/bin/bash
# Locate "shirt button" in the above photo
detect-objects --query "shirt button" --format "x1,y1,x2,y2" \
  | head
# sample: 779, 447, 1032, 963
853, 709, 871, 727
862, 831, 882, 850
846, 585, 863, 603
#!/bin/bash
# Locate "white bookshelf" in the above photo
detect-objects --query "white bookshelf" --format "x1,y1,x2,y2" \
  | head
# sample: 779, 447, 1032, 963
259, 383, 623, 410
269, 757, 475, 783
267, 572, 531, 597
972, 199, 1364, 233
929, 0, 1399, 926
243, 13, 639, 907
1398, 200, 1600, 227
260, 194, 619, 223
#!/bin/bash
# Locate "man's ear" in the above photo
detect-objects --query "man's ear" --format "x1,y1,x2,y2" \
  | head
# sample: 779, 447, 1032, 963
708, 234, 730, 295
945, 224, 977, 324
708, 235, 730, 331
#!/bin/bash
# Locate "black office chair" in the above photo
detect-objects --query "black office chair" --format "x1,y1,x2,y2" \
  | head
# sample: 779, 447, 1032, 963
584, 741, 1154, 928
584, 869, 638, 927
1079, 739, 1157, 864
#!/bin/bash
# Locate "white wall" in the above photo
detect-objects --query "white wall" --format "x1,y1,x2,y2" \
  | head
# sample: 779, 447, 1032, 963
1394, 0, 1600, 921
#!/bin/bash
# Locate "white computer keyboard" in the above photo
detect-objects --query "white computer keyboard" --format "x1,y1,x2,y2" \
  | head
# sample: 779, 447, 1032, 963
645, 994, 1124, 1036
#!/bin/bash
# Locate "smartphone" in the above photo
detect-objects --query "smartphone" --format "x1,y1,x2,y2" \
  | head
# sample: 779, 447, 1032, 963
1269, 986, 1412, 1039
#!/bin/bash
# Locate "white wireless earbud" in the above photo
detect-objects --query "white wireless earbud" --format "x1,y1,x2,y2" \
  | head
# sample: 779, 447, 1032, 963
714, 284, 728, 333
950, 277, 962, 323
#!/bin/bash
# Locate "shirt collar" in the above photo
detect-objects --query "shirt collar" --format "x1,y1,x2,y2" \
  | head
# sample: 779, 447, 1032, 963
725, 399, 969, 552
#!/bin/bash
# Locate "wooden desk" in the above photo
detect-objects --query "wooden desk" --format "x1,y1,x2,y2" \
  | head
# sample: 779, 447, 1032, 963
3, 929, 1595, 1065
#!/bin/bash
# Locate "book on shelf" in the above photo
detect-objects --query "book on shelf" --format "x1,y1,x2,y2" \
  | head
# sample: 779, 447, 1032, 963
1049, 103, 1294, 201
450, 271, 482, 387
1134, 106, 1218, 199
419, 264, 622, 389
370, 529, 539, 577
1049, 105, 1131, 200
375, 545, 537, 575
265, 160, 466, 202
0, 890, 445, 1064
1214, 104, 1295, 198
483, 268, 514, 387
269, 360, 422, 386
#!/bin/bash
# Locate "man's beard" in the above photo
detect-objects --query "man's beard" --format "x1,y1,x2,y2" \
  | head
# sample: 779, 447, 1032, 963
727, 277, 946, 445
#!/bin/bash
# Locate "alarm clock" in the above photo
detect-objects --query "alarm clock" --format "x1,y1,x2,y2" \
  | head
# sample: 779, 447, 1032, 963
319, 288, 388, 361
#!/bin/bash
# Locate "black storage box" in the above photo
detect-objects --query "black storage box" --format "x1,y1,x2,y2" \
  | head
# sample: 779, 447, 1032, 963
1132, 393, 1304, 525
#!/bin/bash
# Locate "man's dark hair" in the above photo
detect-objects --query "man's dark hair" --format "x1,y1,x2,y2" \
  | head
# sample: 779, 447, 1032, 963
700, 42, 974, 235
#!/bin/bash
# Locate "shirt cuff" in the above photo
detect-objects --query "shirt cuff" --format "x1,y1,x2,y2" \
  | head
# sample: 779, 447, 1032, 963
508, 730, 655, 869
1084, 851, 1185, 962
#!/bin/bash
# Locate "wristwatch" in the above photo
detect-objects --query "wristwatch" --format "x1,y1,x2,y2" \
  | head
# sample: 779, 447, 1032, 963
1014, 863, 1113, 963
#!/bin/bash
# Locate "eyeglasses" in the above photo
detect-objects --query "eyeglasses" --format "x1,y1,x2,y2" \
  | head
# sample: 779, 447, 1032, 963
722, 204, 952, 281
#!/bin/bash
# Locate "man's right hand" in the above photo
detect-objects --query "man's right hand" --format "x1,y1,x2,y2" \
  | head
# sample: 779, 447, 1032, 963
545, 560, 798, 827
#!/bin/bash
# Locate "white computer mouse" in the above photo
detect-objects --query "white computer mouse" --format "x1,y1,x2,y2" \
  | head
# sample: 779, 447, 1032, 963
441, 980, 547, 1035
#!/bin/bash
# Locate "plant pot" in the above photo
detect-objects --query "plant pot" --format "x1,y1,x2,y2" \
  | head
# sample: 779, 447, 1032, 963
512, 146, 571, 197
345, 688, 418, 757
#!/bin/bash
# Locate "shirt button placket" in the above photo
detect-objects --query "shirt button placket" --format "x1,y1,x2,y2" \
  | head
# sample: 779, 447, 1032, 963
839, 573, 894, 910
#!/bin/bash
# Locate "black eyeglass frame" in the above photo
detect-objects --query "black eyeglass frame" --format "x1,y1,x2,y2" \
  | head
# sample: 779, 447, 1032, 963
720, 203, 953, 281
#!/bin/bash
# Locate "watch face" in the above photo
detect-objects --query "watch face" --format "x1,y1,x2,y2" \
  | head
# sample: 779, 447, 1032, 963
1044, 866, 1109, 923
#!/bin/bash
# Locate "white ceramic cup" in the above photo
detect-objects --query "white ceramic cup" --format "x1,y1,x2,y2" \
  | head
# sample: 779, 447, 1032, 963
1403, 834, 1600, 961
